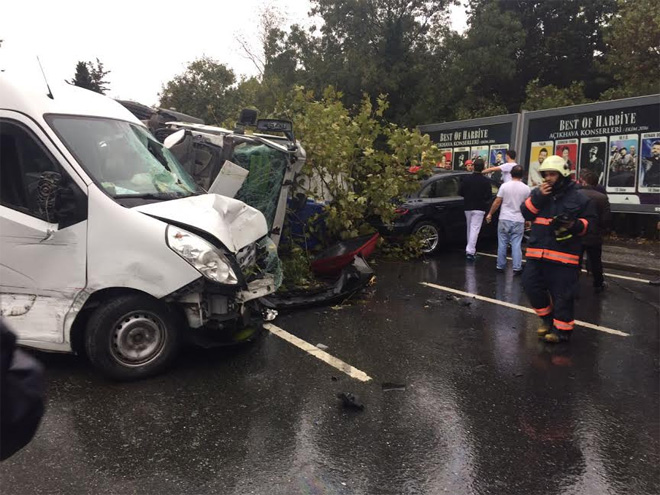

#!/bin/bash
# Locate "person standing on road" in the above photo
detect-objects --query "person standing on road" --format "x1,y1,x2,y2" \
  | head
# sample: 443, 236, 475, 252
486, 165, 530, 274
578, 169, 611, 293
483, 149, 517, 183
520, 155, 596, 344
459, 158, 492, 261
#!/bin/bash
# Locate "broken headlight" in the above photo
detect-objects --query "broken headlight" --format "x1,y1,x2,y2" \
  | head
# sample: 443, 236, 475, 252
166, 225, 238, 284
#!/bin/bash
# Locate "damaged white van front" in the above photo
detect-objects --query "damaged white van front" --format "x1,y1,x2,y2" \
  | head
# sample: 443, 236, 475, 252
0, 76, 281, 380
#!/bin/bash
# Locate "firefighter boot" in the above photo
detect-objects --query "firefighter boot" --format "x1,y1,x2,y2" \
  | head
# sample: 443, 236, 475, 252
544, 328, 571, 344
537, 317, 553, 338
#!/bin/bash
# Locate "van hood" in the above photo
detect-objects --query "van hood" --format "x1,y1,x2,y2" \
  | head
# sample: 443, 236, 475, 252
134, 194, 268, 253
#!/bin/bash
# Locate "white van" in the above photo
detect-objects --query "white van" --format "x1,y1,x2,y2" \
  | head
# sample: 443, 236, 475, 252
0, 76, 281, 380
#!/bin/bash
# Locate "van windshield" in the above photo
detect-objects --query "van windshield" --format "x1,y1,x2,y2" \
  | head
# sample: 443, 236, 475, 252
47, 116, 201, 200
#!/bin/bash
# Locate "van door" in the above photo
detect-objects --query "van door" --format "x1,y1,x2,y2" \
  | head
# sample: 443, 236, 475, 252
0, 114, 88, 348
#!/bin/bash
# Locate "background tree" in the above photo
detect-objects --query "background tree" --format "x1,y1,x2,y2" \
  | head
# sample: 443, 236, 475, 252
71, 58, 110, 94
522, 79, 591, 111
442, 2, 525, 119
263, 0, 453, 126
450, 0, 617, 114
159, 57, 239, 125
88, 58, 110, 94
71, 61, 94, 91
600, 0, 660, 99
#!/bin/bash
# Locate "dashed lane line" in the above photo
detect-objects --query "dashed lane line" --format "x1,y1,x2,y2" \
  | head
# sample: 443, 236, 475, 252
421, 282, 630, 337
264, 323, 373, 382
475, 252, 651, 284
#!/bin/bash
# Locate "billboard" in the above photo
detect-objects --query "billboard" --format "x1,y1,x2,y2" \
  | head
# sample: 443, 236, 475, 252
419, 96, 659, 213
419, 115, 519, 171
520, 96, 660, 213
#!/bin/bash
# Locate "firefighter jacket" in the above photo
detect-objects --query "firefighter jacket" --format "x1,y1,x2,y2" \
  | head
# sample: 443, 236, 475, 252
521, 181, 595, 267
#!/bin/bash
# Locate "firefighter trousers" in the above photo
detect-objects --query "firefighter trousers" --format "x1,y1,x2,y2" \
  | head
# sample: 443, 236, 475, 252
522, 259, 578, 333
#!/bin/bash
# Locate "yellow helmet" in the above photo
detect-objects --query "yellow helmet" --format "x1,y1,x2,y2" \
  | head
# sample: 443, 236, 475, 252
538, 154, 571, 177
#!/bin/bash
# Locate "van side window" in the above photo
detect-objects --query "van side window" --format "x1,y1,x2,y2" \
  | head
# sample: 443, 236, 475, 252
0, 120, 62, 221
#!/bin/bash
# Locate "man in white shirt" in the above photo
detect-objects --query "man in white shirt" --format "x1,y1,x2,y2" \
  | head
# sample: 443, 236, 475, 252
483, 149, 517, 183
486, 165, 531, 274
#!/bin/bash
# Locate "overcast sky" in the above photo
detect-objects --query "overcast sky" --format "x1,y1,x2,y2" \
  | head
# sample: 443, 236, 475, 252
1, 0, 467, 107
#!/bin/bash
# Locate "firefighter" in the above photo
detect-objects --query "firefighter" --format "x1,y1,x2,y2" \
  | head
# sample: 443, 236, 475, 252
520, 155, 596, 343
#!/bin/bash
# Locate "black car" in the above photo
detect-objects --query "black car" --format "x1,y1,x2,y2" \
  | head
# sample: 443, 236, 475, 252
376, 171, 500, 254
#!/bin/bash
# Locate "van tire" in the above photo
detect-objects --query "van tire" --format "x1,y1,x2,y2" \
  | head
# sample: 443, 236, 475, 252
85, 295, 181, 381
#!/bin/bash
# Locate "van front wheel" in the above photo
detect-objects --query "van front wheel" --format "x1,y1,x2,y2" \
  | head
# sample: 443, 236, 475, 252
85, 295, 181, 381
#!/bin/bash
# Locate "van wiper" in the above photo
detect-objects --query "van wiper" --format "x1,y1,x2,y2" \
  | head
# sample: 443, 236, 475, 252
115, 192, 192, 200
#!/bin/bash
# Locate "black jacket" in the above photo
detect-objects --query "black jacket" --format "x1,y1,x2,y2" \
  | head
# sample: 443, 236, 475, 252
459, 173, 492, 212
521, 181, 596, 267
579, 186, 611, 246
1, 320, 45, 461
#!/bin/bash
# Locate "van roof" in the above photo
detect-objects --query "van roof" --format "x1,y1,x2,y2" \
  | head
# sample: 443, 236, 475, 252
0, 74, 142, 125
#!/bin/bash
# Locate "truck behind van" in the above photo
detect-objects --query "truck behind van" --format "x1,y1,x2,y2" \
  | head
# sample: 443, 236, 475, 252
0, 75, 282, 380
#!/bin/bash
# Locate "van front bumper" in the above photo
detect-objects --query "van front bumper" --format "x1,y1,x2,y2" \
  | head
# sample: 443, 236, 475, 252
167, 274, 277, 330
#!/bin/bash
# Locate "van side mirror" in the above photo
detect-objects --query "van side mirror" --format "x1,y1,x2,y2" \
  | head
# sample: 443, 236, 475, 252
36, 171, 62, 223
36, 172, 84, 227
164, 129, 186, 149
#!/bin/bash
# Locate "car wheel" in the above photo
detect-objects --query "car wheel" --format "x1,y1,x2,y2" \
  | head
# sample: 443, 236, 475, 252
413, 221, 442, 254
85, 295, 181, 381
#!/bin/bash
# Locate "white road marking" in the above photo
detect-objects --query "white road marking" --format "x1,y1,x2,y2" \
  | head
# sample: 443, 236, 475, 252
421, 282, 630, 337
475, 252, 651, 284
264, 323, 373, 382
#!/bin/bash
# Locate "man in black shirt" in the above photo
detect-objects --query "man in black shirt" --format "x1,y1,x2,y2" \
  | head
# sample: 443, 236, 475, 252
578, 170, 611, 293
459, 158, 492, 261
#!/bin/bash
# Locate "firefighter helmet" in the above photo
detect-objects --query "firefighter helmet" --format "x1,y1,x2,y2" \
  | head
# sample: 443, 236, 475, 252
538, 155, 571, 177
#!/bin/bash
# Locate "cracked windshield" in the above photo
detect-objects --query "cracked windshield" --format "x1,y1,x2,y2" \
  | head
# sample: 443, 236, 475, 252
47, 116, 199, 199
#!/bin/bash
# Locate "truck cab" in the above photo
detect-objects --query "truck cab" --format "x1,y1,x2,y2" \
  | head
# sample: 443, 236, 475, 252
0, 75, 281, 380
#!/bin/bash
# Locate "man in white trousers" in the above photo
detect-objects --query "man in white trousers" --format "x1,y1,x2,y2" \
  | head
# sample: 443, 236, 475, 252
459, 158, 493, 261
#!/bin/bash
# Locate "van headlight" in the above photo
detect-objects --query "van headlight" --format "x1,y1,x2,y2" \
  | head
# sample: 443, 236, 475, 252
167, 226, 238, 285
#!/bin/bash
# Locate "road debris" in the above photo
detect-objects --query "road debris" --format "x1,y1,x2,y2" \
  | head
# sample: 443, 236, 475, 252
337, 392, 364, 410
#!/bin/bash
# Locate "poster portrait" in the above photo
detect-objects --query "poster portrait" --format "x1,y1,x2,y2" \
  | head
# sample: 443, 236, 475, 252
555, 139, 578, 180
470, 145, 489, 162
607, 134, 638, 193
639, 132, 660, 193
528, 141, 554, 187
489, 144, 509, 167
437, 149, 453, 170
579, 137, 607, 186
453, 147, 470, 170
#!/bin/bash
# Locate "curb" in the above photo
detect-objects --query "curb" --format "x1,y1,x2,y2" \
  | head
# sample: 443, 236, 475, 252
600, 260, 660, 277
475, 248, 660, 278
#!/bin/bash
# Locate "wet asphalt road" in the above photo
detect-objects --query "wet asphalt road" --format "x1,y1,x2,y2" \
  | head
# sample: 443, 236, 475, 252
1, 250, 658, 495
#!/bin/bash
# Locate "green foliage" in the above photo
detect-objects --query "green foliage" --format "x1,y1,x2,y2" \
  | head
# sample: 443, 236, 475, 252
459, 0, 618, 111
279, 87, 440, 242
522, 79, 592, 111
159, 57, 240, 125
599, 0, 660, 99
71, 58, 110, 94
263, 0, 453, 126
278, 244, 317, 291
377, 234, 425, 261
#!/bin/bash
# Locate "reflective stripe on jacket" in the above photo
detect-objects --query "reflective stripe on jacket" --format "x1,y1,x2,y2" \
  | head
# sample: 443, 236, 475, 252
520, 181, 595, 266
